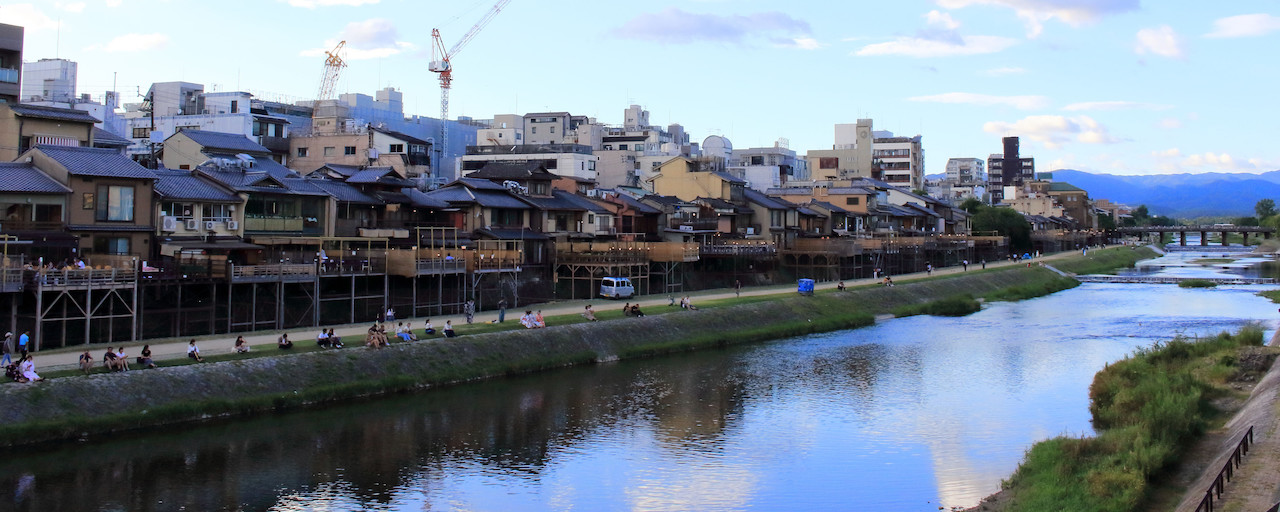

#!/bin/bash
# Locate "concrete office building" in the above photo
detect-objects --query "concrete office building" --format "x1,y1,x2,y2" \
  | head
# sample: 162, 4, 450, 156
0, 23, 22, 104
806, 119, 874, 181
21, 58, 76, 103
987, 136, 1034, 204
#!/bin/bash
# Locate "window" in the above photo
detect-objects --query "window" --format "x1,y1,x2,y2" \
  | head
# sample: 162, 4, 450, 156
95, 185, 135, 222
820, 157, 839, 169
770, 210, 784, 228
82, 193, 95, 210
619, 144, 628, 150
344, 146, 357, 155
845, 197, 860, 205
297, 147, 309, 157
131, 127, 149, 139
532, 182, 549, 195
550, 126, 556, 134
751, 156, 764, 165
203, 204, 232, 222
323, 147, 335, 157
388, 144, 404, 153
93, 237, 130, 255
231, 100, 239, 113
164, 202, 194, 221
531, 127, 537, 134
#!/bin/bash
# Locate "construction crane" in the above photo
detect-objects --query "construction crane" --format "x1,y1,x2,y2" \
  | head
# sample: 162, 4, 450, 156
429, 0, 511, 178
312, 40, 348, 128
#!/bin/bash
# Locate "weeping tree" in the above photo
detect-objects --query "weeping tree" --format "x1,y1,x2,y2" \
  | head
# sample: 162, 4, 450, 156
972, 207, 1032, 253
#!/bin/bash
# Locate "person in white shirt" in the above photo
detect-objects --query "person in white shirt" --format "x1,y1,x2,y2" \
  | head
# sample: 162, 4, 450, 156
187, 339, 203, 362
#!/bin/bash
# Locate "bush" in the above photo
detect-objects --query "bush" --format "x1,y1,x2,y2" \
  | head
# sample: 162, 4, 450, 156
892, 294, 980, 317
1178, 279, 1217, 288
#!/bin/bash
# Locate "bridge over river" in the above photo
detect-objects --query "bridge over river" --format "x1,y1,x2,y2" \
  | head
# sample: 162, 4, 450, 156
1117, 225, 1276, 246
1075, 274, 1276, 285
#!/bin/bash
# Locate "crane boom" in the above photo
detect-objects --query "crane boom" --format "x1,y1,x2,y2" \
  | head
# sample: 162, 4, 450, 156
428, 0, 511, 181
313, 40, 347, 126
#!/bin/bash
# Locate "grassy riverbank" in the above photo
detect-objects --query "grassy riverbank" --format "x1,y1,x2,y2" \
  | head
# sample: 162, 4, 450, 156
0, 248, 1154, 447
992, 326, 1275, 511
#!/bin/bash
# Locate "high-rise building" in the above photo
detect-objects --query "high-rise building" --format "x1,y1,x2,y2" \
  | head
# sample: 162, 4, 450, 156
987, 136, 1034, 204
0, 23, 22, 104
21, 58, 77, 103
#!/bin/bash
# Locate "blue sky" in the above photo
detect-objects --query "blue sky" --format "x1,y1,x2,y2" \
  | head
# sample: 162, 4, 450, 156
3, 0, 1277, 176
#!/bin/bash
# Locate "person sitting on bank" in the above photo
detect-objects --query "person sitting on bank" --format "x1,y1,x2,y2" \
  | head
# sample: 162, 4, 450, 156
396, 322, 412, 341
79, 350, 95, 374
316, 329, 330, 348
187, 339, 203, 362
682, 297, 698, 311
115, 346, 130, 371
366, 323, 388, 348
278, 333, 294, 349
443, 320, 456, 338
235, 335, 251, 353
582, 305, 597, 321
534, 310, 546, 328
837, 281, 846, 291
623, 303, 632, 317
139, 344, 157, 369
19, 355, 43, 382
520, 310, 535, 328
423, 320, 436, 336
327, 329, 343, 348
403, 323, 419, 341
629, 304, 645, 317
103, 346, 121, 372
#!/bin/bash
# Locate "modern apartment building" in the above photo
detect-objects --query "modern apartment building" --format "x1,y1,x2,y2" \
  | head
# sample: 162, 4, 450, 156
727, 141, 807, 192
21, 58, 76, 103
872, 133, 924, 190
806, 119, 874, 181
987, 136, 1034, 204
0, 23, 22, 104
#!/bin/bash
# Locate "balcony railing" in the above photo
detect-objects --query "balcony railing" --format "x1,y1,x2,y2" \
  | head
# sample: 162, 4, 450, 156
229, 263, 316, 283
28, 268, 138, 288
244, 216, 305, 233
668, 218, 720, 231
0, 220, 65, 232
0, 68, 17, 84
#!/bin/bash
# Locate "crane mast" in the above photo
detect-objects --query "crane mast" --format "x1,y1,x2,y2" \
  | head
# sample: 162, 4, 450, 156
429, 0, 511, 180
312, 41, 348, 132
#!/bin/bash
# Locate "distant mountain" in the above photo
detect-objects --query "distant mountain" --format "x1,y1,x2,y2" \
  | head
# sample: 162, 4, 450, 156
1048, 169, 1280, 218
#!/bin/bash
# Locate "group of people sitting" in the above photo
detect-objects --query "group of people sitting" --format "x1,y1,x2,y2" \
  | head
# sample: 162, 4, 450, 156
520, 310, 546, 329
677, 296, 698, 311
622, 303, 645, 317
394, 322, 419, 342
315, 329, 343, 349
5, 354, 43, 383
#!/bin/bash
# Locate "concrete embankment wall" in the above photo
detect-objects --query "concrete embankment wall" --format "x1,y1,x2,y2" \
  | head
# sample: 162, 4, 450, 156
0, 267, 1060, 446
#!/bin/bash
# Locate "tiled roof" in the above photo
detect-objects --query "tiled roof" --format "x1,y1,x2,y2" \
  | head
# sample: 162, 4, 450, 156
455, 177, 508, 191
809, 200, 850, 215
611, 192, 661, 215
524, 190, 609, 213
177, 130, 270, 154
1047, 182, 1085, 192
92, 127, 133, 148
312, 163, 365, 178
903, 202, 941, 218
153, 170, 241, 202
0, 163, 72, 193
474, 227, 548, 240
400, 187, 450, 209
7, 103, 100, 123
197, 165, 328, 197
347, 168, 413, 186
710, 171, 747, 184
744, 188, 793, 210
35, 145, 158, 179
372, 126, 430, 146
307, 179, 380, 204
425, 184, 530, 209
466, 162, 558, 181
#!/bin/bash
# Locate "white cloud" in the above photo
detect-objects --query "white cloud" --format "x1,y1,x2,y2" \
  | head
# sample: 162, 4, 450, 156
925, 10, 961, 30
856, 35, 1016, 57
1151, 148, 1276, 173
57, 2, 86, 13
908, 92, 1048, 110
90, 33, 170, 53
301, 19, 416, 61
779, 37, 826, 50
284, 0, 378, 7
1158, 118, 1182, 129
1061, 101, 1173, 111
983, 66, 1026, 76
617, 8, 811, 45
1134, 25, 1185, 59
1204, 14, 1280, 38
935, 0, 1139, 38
0, 4, 60, 31
983, 115, 1123, 149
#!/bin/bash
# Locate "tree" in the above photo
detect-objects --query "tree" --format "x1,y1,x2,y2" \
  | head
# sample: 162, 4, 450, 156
1132, 205, 1150, 222
1097, 214, 1116, 230
972, 207, 1032, 252
1257, 199, 1276, 219
1235, 216, 1260, 227
959, 197, 985, 214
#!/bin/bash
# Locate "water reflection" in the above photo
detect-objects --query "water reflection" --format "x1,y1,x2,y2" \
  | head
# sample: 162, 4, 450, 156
2, 268, 1277, 511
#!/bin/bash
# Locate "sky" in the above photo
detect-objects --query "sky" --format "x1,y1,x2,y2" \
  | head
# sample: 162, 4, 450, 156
2, 0, 1277, 177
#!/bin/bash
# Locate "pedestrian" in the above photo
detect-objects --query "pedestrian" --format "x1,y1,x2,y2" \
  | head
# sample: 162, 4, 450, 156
385, 307, 395, 323
926, 264, 933, 276
1, 331, 12, 367
734, 279, 742, 297
464, 299, 475, 324
981, 259, 986, 269
962, 260, 969, 271
497, 298, 507, 323
17, 330, 29, 356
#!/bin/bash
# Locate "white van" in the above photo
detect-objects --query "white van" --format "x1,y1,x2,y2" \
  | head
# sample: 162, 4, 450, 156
599, 277, 635, 299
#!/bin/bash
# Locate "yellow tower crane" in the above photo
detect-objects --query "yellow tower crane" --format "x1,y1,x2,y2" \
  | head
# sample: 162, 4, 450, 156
311, 40, 348, 131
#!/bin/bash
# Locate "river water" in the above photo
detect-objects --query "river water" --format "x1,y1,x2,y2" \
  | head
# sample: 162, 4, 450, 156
3, 250, 1277, 512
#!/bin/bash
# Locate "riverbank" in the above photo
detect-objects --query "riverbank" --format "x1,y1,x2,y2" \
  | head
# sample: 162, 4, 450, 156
0, 247, 1154, 447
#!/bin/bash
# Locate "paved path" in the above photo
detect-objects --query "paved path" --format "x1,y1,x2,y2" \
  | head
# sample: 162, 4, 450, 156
23, 247, 1115, 373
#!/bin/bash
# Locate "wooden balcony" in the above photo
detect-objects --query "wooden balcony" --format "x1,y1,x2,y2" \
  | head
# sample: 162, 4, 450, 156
229, 263, 316, 283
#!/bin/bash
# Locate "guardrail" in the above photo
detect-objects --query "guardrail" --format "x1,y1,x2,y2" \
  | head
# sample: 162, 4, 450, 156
1195, 425, 1254, 512
28, 268, 138, 288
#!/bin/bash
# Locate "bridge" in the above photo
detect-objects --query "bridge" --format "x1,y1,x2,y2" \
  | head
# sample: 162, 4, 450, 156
1117, 225, 1275, 246
1075, 274, 1276, 285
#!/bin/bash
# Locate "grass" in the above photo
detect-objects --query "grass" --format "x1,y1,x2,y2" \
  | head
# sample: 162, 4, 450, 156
1190, 258, 1236, 265
1051, 246, 1158, 276
998, 326, 1269, 512
1178, 279, 1218, 288
892, 294, 980, 317
1258, 290, 1280, 303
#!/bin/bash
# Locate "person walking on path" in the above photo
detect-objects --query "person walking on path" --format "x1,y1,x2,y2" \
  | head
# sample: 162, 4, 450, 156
963, 260, 969, 271
734, 280, 742, 297
1, 332, 12, 366
497, 298, 507, 323
981, 259, 986, 269
18, 330, 29, 356
464, 300, 475, 324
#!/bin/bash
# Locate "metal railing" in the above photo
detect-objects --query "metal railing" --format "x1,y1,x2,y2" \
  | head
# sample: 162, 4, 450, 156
28, 268, 138, 288
229, 263, 316, 282
1195, 425, 1254, 512
415, 258, 465, 275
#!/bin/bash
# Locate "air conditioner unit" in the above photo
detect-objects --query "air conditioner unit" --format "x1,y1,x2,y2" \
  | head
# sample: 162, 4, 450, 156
184, 219, 199, 230
204, 221, 217, 231
162, 216, 177, 232
227, 220, 239, 230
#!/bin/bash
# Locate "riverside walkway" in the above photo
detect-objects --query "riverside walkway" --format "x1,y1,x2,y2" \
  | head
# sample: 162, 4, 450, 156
23, 248, 1113, 373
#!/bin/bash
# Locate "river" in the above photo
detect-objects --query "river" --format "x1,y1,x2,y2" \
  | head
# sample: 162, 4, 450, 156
3, 250, 1276, 511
